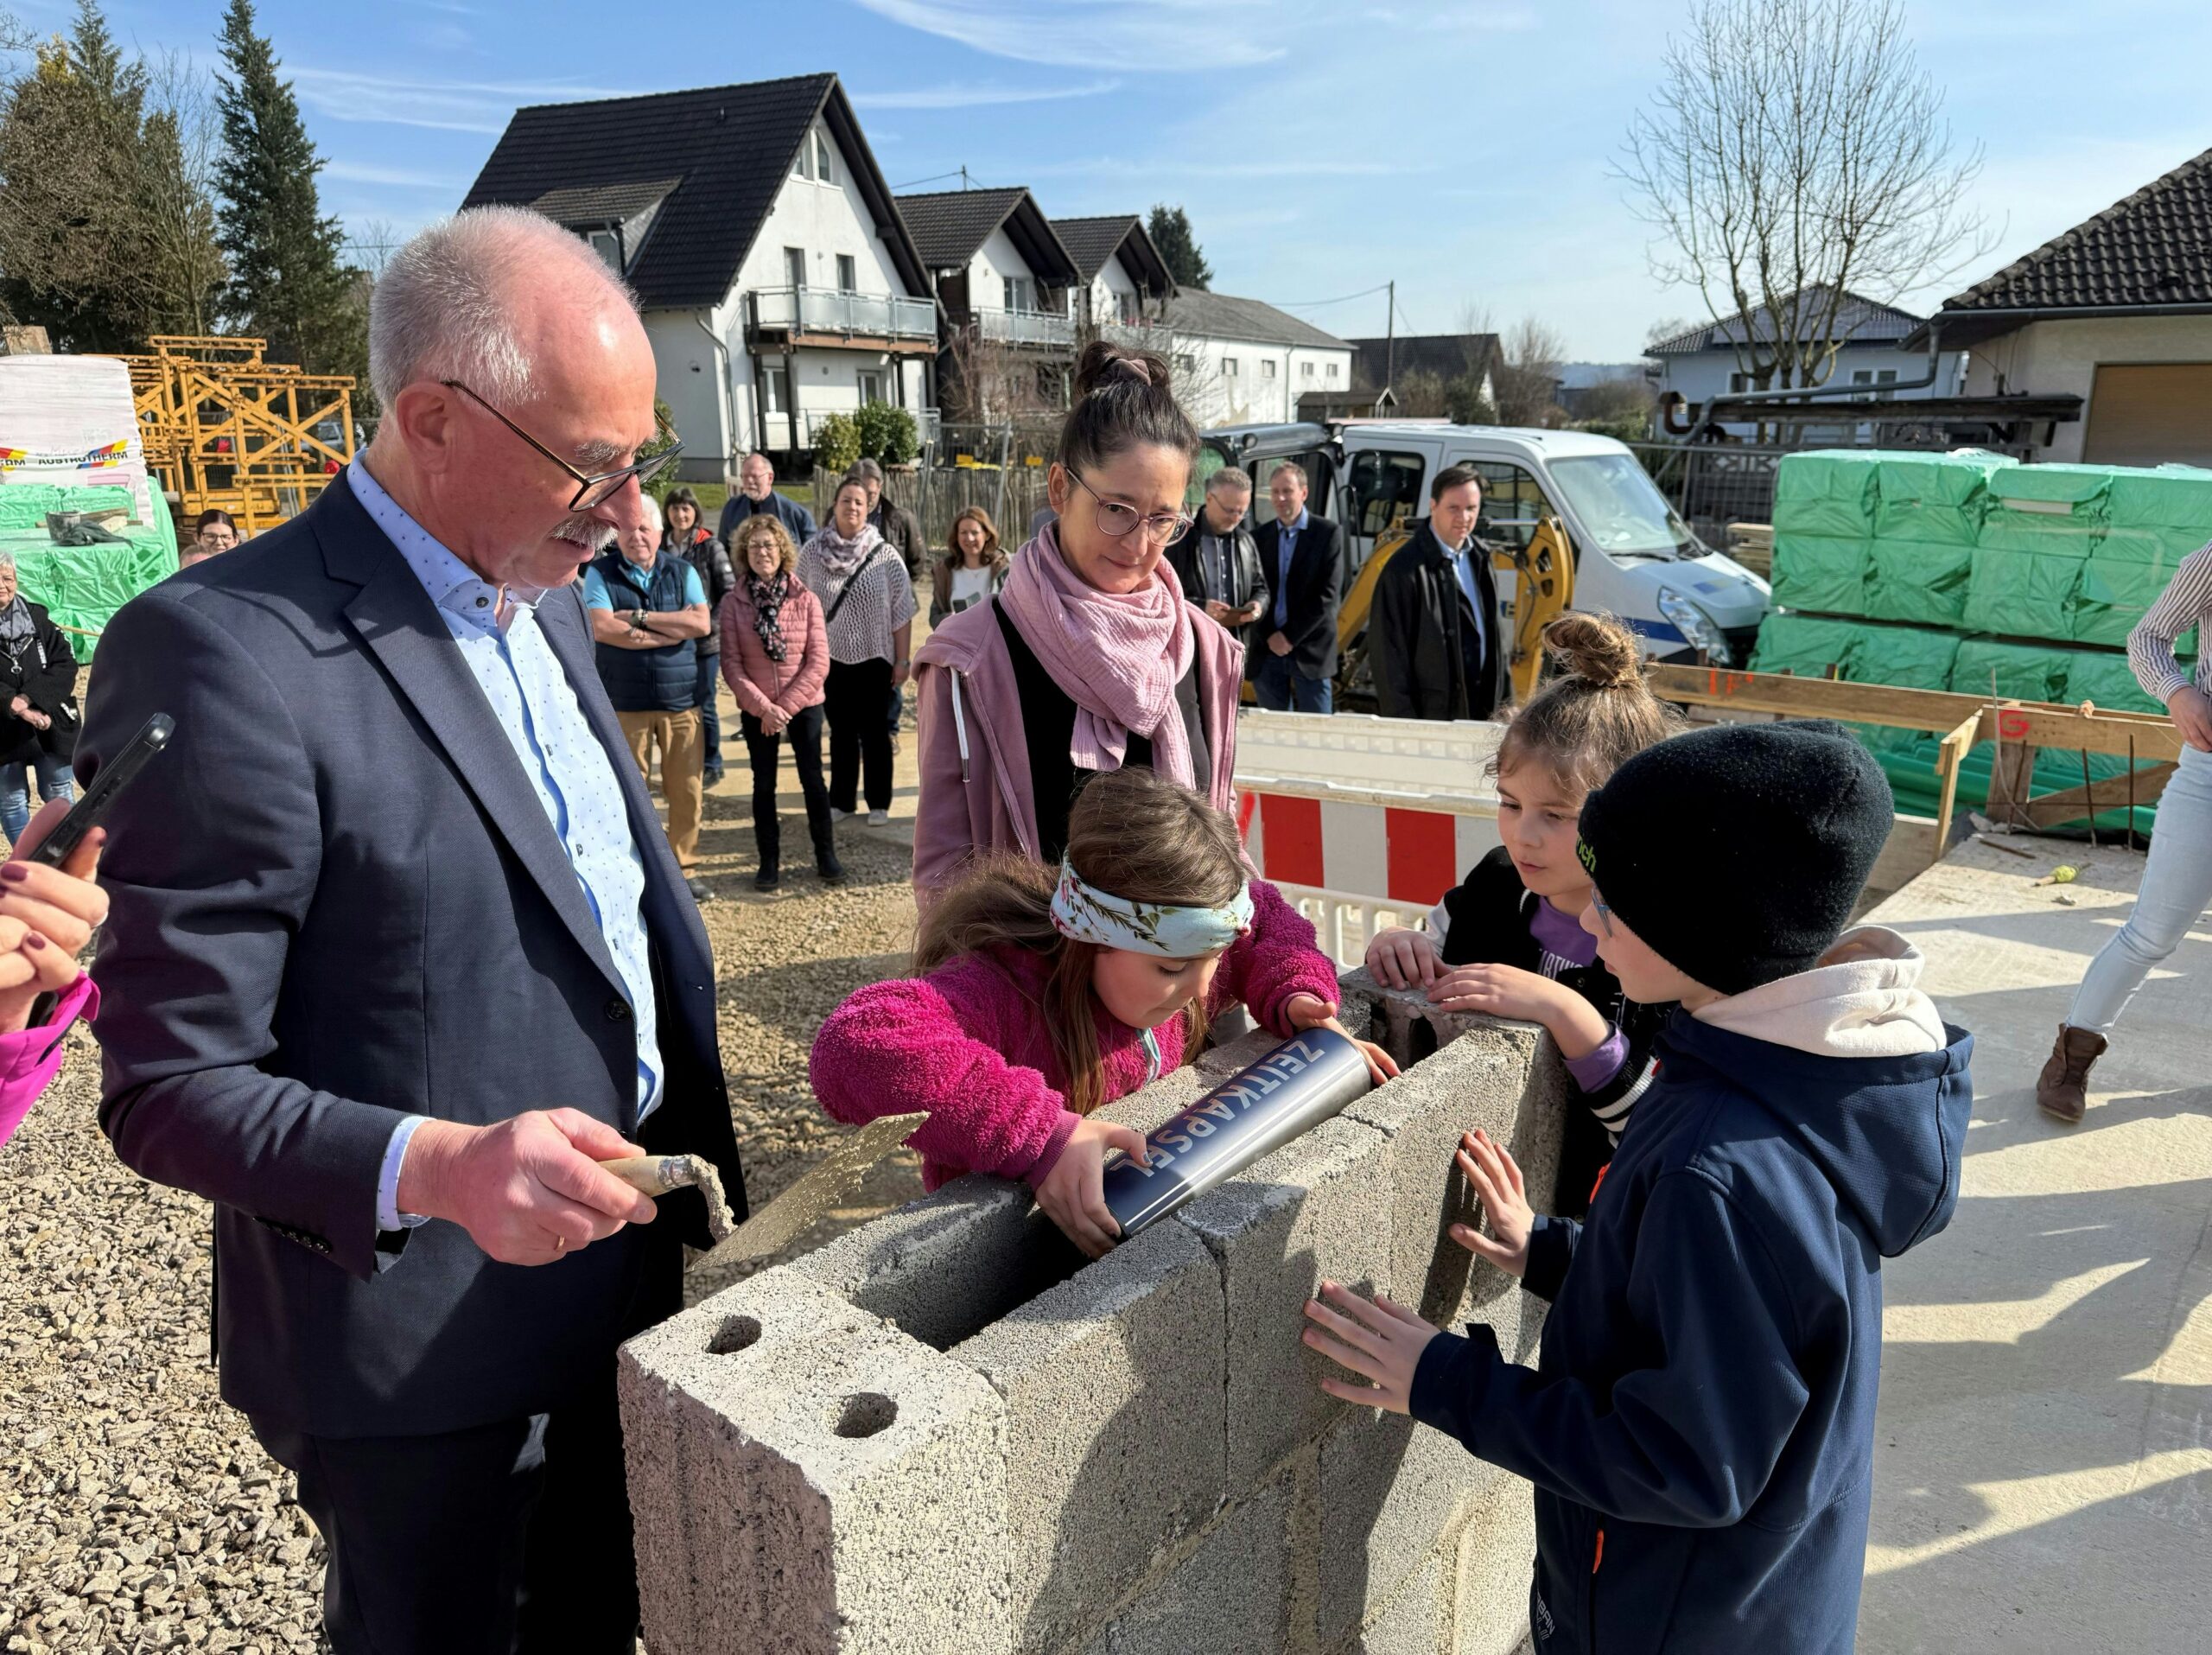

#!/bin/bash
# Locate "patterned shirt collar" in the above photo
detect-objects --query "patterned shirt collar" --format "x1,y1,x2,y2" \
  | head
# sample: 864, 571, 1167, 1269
348, 458, 544, 635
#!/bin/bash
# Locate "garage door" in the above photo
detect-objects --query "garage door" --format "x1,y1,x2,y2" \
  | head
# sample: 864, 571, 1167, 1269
2083, 363, 2212, 465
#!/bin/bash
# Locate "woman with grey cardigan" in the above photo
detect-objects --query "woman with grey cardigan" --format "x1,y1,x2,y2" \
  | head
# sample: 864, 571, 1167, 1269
2039, 543, 2212, 1121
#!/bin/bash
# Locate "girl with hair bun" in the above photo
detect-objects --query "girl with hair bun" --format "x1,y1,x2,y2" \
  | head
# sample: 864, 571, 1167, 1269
911, 341, 1249, 901
1364, 612, 1680, 1209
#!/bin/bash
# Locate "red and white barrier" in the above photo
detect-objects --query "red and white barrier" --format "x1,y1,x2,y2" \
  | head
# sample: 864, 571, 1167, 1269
1232, 710, 1504, 965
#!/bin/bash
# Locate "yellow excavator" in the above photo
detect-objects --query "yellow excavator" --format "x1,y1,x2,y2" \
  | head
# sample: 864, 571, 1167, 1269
1328, 513, 1577, 710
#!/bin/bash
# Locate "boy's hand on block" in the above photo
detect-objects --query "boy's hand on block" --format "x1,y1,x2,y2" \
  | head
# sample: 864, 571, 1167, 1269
1037, 1116, 1150, 1260
1301, 1281, 1443, 1415
1364, 926, 1440, 990
1450, 1129, 1532, 1278
1283, 993, 1402, 1086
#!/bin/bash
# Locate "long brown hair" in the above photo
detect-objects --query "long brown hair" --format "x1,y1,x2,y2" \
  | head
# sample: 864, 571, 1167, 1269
1492, 612, 1681, 794
938, 505, 1005, 574
915, 767, 1247, 1117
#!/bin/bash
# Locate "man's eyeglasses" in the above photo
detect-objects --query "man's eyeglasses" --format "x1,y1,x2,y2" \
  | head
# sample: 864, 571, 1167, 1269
442, 381, 683, 512
1064, 468, 1192, 545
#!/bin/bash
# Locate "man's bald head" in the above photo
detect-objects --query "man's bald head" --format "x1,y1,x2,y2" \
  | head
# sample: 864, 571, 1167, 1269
364, 207, 663, 591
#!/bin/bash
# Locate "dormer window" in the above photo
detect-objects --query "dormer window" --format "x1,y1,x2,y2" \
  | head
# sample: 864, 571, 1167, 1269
586, 227, 622, 272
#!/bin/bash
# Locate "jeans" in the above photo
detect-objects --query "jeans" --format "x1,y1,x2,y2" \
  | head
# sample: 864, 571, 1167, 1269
2068, 741, 2212, 1034
824, 657, 894, 813
1252, 652, 1333, 714
694, 652, 723, 777
741, 704, 834, 872
616, 707, 704, 873
0, 752, 75, 845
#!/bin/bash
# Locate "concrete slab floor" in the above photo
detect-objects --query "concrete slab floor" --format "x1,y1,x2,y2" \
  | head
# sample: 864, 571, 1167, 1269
1858, 835, 2212, 1653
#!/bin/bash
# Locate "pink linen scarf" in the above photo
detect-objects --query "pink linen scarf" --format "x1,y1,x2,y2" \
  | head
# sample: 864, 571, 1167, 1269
998, 522, 1198, 787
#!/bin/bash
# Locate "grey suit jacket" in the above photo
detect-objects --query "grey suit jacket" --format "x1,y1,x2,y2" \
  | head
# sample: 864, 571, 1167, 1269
80, 472, 745, 1438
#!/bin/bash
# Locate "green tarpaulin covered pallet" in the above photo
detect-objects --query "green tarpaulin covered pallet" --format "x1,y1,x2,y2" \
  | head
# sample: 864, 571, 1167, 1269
1770, 449, 1882, 539
0, 483, 177, 640
1872, 451, 2016, 545
1769, 534, 1869, 616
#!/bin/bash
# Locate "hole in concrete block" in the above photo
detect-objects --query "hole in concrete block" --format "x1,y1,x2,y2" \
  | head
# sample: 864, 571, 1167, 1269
708, 1314, 762, 1355
1407, 1015, 1440, 1066
844, 1205, 1090, 1354
835, 1392, 898, 1438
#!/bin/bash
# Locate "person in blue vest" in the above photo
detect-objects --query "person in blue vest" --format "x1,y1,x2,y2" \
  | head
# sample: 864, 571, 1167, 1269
584, 495, 713, 901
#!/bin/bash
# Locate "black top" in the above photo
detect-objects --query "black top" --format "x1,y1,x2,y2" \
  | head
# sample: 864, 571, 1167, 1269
1439, 845, 1672, 1215
994, 599, 1211, 865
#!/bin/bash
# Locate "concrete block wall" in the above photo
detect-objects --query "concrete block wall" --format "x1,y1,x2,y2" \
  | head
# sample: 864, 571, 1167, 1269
620, 971, 1568, 1654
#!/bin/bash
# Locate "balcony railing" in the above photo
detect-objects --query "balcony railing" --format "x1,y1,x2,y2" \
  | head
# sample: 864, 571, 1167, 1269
748, 285, 938, 342
976, 307, 1075, 348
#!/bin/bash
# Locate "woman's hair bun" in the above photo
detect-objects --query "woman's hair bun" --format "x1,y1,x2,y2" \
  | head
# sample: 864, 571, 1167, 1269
1541, 612, 1645, 691
1073, 340, 1169, 401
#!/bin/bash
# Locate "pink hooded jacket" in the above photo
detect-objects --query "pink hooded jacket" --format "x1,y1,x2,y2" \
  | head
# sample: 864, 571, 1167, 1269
0, 972, 98, 1148
910, 574, 1245, 901
809, 880, 1338, 1191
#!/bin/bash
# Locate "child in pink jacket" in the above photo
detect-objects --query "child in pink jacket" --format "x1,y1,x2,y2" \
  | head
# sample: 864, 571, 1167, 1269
0, 799, 110, 1147
810, 767, 1395, 1256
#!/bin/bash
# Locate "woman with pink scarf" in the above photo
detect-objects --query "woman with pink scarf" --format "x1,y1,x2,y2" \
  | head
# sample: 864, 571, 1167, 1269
912, 343, 1249, 897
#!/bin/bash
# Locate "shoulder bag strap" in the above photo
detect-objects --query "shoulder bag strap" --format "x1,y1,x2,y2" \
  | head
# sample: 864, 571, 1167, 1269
823, 545, 893, 628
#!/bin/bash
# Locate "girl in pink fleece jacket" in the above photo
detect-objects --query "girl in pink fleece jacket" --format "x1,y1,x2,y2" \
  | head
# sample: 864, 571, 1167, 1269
0, 798, 111, 1148
811, 767, 1395, 1257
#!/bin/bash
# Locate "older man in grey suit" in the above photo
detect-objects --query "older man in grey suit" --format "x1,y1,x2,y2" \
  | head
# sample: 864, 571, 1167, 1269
79, 207, 744, 1652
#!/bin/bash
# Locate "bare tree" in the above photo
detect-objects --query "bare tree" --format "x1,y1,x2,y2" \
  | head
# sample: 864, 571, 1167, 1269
1619, 0, 1993, 391
1494, 316, 1567, 427
138, 48, 226, 336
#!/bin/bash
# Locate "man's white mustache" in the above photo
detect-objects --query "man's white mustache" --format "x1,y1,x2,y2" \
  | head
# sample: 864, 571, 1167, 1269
554, 516, 617, 555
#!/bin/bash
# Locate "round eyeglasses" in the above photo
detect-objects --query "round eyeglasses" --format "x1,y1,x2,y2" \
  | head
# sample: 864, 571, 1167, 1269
1064, 468, 1192, 545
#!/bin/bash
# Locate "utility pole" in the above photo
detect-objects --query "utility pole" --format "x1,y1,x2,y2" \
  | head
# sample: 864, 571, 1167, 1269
1382, 280, 1395, 413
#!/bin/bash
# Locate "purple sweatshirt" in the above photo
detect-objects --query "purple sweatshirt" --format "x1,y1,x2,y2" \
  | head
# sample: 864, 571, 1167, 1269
1526, 900, 1630, 1096
810, 881, 1341, 1190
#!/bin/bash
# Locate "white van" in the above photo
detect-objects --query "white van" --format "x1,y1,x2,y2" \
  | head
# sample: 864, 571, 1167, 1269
1203, 421, 1772, 666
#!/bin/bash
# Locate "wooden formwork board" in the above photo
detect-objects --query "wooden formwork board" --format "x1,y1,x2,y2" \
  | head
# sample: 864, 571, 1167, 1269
1646, 663, 2182, 863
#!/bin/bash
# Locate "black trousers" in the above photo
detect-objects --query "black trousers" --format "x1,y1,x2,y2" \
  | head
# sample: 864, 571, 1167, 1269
694, 651, 723, 775
741, 703, 834, 870
250, 1244, 681, 1654
823, 656, 893, 813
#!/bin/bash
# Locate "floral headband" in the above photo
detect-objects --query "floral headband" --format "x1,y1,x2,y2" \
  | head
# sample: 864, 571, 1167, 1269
1050, 858, 1255, 958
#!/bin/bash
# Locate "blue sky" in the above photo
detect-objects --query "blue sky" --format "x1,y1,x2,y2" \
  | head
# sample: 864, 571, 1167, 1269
24, 0, 2212, 359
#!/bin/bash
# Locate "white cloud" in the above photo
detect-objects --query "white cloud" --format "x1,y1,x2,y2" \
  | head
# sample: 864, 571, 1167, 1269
846, 0, 1299, 70
322, 161, 470, 191
290, 67, 646, 134
852, 76, 1122, 108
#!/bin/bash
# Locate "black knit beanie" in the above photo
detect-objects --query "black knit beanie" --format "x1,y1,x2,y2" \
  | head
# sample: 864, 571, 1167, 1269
1574, 719, 1893, 995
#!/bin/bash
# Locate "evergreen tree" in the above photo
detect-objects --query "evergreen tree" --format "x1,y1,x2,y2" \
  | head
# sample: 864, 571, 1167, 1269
0, 2, 218, 349
214, 0, 354, 371
1146, 205, 1212, 291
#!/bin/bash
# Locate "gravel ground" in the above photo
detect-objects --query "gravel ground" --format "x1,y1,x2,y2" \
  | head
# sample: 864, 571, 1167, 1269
0, 761, 926, 1650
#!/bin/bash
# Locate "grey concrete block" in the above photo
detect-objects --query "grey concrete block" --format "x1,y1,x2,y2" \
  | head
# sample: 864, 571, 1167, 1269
620, 1269, 1014, 1655
950, 1219, 1229, 1655
1174, 1115, 1394, 1487
1094, 1062, 1217, 1135
787, 1173, 1084, 1353
1452, 1486, 1537, 1655
1350, 1552, 1448, 1655
1317, 1408, 1497, 1649
1103, 1470, 1295, 1655
1192, 1022, 1294, 1079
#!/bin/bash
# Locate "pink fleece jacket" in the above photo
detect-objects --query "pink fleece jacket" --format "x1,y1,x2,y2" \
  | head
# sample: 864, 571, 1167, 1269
809, 880, 1338, 1191
0, 972, 98, 1148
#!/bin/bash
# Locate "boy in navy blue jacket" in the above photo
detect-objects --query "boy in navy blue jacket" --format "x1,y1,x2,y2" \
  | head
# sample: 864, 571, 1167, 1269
1304, 721, 1974, 1654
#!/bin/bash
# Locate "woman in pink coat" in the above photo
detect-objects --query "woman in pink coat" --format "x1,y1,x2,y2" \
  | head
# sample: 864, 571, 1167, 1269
912, 341, 1244, 901
721, 513, 836, 891
0, 797, 110, 1147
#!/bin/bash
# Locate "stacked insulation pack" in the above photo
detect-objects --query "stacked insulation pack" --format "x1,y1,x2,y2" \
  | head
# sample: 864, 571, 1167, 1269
1753, 450, 2209, 832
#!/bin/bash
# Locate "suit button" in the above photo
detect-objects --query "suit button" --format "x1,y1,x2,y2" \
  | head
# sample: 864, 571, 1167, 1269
605, 997, 632, 1023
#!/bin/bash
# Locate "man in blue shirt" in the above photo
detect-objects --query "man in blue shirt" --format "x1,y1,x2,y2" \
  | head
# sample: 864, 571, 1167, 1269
584, 497, 713, 899
1252, 461, 1344, 713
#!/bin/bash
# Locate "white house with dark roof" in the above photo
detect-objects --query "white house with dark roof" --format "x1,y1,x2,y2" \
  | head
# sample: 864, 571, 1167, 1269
1916, 146, 2212, 465
462, 73, 938, 476
1050, 215, 1176, 334
893, 188, 1083, 418
1140, 290, 1355, 427
1645, 285, 1963, 438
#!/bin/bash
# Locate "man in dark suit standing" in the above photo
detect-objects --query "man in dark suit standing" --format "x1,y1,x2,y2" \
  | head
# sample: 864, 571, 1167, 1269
1252, 461, 1344, 713
79, 207, 744, 1653
1370, 463, 1510, 721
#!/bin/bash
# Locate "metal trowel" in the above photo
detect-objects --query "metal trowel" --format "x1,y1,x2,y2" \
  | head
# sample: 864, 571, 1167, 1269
601, 1111, 929, 1270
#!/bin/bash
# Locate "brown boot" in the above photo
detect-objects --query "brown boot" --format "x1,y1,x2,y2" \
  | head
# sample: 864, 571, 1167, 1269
2035, 1023, 2107, 1123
